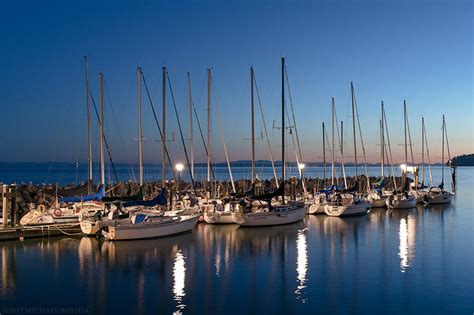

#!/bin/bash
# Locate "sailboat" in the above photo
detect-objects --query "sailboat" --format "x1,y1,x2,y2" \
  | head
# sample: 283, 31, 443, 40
386, 101, 416, 209
202, 68, 239, 224
233, 58, 307, 226
100, 66, 200, 240
426, 115, 454, 205
368, 102, 388, 208
325, 82, 370, 217
22, 60, 107, 227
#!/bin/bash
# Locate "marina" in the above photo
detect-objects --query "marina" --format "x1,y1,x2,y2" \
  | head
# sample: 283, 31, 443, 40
1, 0, 473, 314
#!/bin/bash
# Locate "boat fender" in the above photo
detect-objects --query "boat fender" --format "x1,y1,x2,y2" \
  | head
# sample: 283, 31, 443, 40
54, 208, 63, 217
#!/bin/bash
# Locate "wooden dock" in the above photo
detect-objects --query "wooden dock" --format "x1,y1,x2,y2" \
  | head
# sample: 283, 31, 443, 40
0, 223, 82, 241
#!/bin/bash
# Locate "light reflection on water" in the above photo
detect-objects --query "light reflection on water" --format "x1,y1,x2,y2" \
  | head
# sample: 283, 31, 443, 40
0, 168, 473, 314
295, 228, 308, 303
173, 249, 186, 313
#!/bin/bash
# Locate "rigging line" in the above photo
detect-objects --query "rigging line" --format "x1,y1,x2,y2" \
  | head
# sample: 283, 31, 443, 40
383, 106, 397, 191
352, 91, 370, 192
166, 71, 197, 195
284, 67, 303, 164
424, 123, 433, 186
406, 108, 415, 164
193, 106, 216, 181
89, 89, 119, 184
140, 69, 176, 183
253, 72, 279, 188
444, 119, 452, 160
103, 77, 136, 181
210, 77, 236, 193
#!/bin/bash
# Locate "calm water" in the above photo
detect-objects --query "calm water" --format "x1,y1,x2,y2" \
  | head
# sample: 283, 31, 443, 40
0, 168, 472, 314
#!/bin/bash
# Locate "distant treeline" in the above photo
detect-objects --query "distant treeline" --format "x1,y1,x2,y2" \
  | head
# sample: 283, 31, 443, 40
453, 154, 474, 166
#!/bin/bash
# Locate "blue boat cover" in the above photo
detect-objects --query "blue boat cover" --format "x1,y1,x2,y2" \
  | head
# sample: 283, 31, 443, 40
123, 189, 167, 208
59, 185, 105, 203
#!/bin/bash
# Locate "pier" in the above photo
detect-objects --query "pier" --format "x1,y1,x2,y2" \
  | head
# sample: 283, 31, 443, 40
0, 184, 81, 241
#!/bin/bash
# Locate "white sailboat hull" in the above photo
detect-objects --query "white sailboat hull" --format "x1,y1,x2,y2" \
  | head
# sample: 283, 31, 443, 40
308, 203, 326, 214
102, 215, 199, 241
370, 198, 387, 208
80, 220, 102, 235
203, 211, 235, 224
325, 202, 370, 217
427, 192, 454, 204
234, 203, 307, 227
386, 196, 417, 209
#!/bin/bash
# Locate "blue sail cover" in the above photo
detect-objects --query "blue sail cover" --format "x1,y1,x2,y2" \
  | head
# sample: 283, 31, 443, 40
59, 185, 105, 203
320, 184, 344, 195
123, 189, 167, 208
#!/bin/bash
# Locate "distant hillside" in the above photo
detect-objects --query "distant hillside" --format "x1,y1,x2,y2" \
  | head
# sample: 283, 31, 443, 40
453, 154, 474, 166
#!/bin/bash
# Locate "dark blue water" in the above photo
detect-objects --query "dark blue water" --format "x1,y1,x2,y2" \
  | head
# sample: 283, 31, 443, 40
0, 163, 452, 186
0, 167, 472, 314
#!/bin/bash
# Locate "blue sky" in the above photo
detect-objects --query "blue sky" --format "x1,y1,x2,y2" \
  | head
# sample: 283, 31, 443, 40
0, 0, 472, 164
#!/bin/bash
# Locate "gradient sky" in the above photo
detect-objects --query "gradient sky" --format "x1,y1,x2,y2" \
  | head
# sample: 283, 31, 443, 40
0, 0, 472, 165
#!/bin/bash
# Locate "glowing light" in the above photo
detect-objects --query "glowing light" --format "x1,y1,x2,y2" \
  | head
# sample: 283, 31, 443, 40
175, 163, 184, 172
298, 163, 306, 170
173, 250, 186, 312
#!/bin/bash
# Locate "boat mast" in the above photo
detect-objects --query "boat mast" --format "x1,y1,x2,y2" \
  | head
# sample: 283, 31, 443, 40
340, 120, 344, 179
162, 66, 167, 188
421, 116, 425, 187
251, 67, 255, 185
137, 66, 143, 186
331, 97, 335, 185
381, 101, 385, 178
351, 82, 358, 177
281, 57, 286, 203
322, 122, 326, 180
207, 68, 212, 183
187, 72, 194, 179
404, 100, 408, 168
99, 73, 105, 186
441, 115, 445, 188
84, 56, 92, 193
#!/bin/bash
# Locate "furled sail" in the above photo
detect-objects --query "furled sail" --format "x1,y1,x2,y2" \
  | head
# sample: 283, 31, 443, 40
59, 185, 105, 203
123, 189, 167, 208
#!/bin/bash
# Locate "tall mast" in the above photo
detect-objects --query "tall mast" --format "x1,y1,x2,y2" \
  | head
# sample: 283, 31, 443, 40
187, 72, 194, 179
251, 67, 255, 184
207, 69, 211, 182
322, 122, 326, 180
404, 100, 408, 167
442, 115, 445, 187
421, 117, 425, 186
351, 82, 358, 177
331, 97, 335, 185
162, 66, 167, 187
84, 56, 92, 193
340, 120, 344, 178
99, 73, 105, 186
281, 57, 286, 199
137, 66, 143, 186
381, 101, 385, 178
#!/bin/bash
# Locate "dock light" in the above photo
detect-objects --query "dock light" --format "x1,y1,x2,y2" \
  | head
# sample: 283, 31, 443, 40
298, 163, 306, 170
175, 163, 184, 172
175, 163, 184, 200
400, 164, 407, 173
